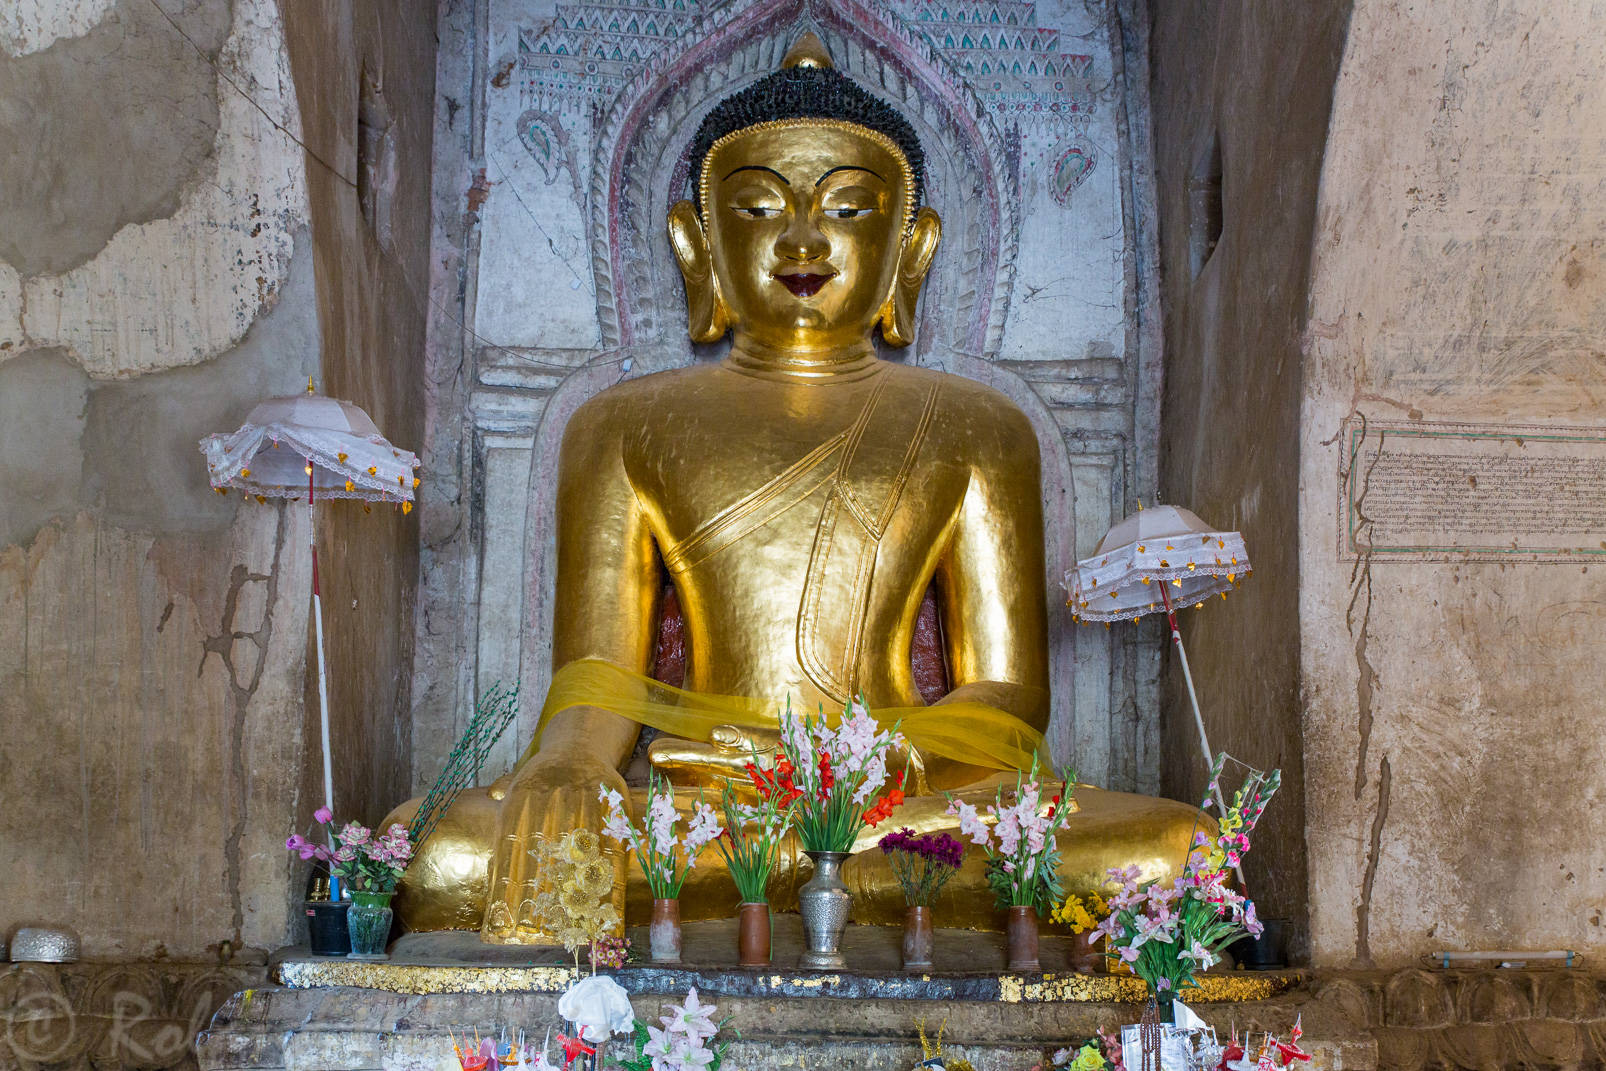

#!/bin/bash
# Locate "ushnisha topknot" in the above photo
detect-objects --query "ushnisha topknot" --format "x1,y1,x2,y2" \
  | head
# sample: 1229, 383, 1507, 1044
687, 54, 926, 213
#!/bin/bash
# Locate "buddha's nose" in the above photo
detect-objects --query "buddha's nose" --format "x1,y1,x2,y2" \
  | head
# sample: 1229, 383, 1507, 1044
774, 211, 829, 263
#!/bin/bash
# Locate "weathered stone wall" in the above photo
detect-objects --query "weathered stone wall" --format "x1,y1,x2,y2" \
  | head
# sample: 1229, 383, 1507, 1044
0, 0, 315, 959
1149, 0, 1353, 955
1300, 1, 1606, 967
277, 0, 438, 839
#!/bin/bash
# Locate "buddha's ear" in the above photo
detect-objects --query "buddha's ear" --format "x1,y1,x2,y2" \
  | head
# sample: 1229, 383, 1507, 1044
879, 207, 942, 348
668, 200, 730, 344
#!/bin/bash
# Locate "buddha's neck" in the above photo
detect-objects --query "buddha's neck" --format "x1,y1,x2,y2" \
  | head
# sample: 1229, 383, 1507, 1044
725, 335, 881, 380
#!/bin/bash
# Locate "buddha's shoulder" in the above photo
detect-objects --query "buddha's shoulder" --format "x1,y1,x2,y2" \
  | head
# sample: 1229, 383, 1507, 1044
889, 363, 1039, 456
563, 364, 719, 431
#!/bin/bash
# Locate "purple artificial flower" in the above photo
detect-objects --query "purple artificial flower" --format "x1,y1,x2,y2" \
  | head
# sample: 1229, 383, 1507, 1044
879, 828, 917, 855
931, 833, 964, 869
314, 806, 334, 824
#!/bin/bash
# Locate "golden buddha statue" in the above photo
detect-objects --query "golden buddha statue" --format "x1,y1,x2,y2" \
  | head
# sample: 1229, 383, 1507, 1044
387, 37, 1207, 942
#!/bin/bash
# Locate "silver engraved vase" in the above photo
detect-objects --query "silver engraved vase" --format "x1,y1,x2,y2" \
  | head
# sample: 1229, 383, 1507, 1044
798, 850, 852, 969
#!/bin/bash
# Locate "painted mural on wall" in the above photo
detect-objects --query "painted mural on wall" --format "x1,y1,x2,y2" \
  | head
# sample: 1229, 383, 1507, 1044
421, 0, 1156, 799
510, 0, 1101, 205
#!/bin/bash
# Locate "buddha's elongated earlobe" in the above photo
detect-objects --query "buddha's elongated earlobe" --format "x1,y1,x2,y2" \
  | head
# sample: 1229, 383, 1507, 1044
668, 200, 731, 343
878, 207, 942, 347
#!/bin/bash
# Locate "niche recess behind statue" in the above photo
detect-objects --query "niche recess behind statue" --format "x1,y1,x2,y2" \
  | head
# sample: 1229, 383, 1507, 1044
415, 0, 1162, 797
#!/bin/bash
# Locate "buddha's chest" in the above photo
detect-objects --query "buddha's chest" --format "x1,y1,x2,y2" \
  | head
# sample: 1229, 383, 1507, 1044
621, 378, 966, 578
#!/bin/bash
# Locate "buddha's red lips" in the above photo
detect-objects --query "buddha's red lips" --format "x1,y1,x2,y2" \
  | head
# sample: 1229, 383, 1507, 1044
773, 272, 835, 298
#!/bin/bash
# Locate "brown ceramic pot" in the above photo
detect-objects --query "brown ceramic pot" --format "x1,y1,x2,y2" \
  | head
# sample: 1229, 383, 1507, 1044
1069, 927, 1105, 973
902, 905, 934, 970
1005, 905, 1040, 971
737, 902, 771, 967
650, 898, 682, 964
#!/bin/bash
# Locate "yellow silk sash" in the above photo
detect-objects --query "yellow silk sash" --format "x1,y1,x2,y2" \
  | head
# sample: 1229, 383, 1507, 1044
523, 658, 1046, 773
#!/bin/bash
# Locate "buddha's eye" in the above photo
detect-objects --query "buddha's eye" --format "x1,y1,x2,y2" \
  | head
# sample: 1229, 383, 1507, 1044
824, 206, 871, 220
731, 205, 782, 219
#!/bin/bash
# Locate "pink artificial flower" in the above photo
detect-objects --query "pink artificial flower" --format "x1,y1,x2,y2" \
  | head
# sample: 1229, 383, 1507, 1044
314, 806, 334, 824
947, 800, 992, 849
338, 822, 371, 847
1155, 976, 1172, 991
1119, 945, 1141, 963
1244, 902, 1263, 937
1109, 864, 1142, 890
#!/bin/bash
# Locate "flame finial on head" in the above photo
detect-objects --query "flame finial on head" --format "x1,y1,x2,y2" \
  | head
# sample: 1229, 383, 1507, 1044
781, 31, 834, 69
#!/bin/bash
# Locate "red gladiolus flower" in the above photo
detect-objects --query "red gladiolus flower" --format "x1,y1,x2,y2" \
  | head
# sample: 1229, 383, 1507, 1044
863, 785, 906, 828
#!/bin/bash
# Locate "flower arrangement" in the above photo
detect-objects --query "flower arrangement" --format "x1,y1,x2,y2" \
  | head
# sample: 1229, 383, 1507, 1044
529, 829, 620, 969
709, 758, 801, 903
600, 771, 724, 899
286, 806, 414, 894
944, 755, 1073, 912
878, 828, 964, 906
612, 987, 735, 1071
1095, 756, 1281, 997
1051, 892, 1111, 935
777, 697, 906, 853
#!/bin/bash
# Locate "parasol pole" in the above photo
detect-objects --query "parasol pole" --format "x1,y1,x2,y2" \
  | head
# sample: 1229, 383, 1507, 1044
1158, 580, 1242, 883
309, 461, 338, 893
1158, 579, 1213, 768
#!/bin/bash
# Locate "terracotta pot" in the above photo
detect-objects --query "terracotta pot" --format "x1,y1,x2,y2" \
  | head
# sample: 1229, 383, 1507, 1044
650, 898, 682, 964
737, 902, 771, 967
1069, 927, 1105, 973
902, 905, 934, 970
1005, 905, 1040, 971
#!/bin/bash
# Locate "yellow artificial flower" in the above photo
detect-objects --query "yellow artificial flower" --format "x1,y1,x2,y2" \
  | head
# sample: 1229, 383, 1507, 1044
568, 829, 600, 860
577, 858, 613, 898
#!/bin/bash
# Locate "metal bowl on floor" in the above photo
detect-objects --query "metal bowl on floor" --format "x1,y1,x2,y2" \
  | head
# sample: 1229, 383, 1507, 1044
9, 926, 81, 963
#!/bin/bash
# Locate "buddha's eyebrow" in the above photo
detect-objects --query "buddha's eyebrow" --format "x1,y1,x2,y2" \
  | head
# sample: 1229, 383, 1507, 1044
816, 165, 884, 185
723, 165, 789, 184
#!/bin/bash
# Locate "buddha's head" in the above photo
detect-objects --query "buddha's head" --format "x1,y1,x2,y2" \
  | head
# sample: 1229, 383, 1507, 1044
668, 35, 942, 355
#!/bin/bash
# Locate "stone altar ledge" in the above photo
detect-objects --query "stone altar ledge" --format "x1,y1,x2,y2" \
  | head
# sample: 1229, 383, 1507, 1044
271, 922, 1303, 1003
195, 923, 1376, 1071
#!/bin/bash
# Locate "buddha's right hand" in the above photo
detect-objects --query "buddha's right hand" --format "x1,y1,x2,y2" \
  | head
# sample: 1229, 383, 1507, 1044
647, 723, 782, 793
480, 745, 629, 943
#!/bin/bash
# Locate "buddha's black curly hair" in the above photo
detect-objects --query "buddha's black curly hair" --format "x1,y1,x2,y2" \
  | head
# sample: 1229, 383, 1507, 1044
688, 65, 926, 212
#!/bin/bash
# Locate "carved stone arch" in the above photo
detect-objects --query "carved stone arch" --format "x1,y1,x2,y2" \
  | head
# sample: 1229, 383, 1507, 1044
584, 0, 1019, 361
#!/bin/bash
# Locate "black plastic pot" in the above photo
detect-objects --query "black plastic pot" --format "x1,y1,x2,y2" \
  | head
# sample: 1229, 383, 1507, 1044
304, 900, 351, 956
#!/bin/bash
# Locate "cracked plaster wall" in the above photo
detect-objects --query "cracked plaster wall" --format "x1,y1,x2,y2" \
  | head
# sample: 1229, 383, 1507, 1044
1300, 0, 1606, 967
0, 0, 318, 959
1149, 0, 1352, 958
277, 0, 437, 834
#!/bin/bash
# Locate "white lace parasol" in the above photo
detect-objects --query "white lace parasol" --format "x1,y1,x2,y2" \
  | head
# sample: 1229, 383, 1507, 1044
1064, 506, 1253, 856
200, 391, 419, 505
1066, 505, 1249, 623
200, 385, 419, 884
